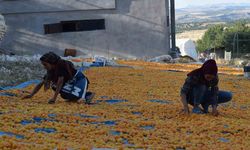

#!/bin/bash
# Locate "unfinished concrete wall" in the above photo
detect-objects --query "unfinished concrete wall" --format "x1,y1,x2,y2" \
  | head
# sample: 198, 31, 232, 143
0, 0, 116, 13
0, 0, 170, 58
0, 14, 6, 47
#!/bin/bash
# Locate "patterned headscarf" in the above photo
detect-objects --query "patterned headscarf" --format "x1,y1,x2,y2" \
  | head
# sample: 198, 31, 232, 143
40, 52, 61, 65
40, 52, 75, 90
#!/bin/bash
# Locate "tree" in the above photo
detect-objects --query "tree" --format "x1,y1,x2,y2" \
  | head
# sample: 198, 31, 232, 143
196, 25, 225, 52
224, 20, 250, 57
197, 21, 250, 58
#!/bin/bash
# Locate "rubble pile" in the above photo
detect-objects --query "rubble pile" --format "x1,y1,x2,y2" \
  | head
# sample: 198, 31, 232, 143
0, 55, 45, 87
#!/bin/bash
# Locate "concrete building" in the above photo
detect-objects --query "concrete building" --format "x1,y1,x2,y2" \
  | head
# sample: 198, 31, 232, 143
0, 0, 171, 58
0, 14, 6, 41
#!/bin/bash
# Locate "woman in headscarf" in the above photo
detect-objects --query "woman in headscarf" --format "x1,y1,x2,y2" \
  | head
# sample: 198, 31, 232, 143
23, 52, 94, 104
180, 59, 232, 116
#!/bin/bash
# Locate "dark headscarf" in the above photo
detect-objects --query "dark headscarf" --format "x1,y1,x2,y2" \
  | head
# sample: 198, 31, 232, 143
40, 52, 61, 65
187, 59, 218, 77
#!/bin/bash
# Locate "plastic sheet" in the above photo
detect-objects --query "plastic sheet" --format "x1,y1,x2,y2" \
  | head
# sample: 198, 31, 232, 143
96, 99, 128, 104
140, 125, 155, 130
90, 120, 117, 126
1, 80, 40, 91
147, 99, 173, 104
109, 130, 121, 136
34, 128, 57, 133
0, 131, 24, 139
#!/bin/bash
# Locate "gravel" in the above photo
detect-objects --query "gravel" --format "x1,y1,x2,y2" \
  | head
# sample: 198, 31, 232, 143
0, 55, 45, 87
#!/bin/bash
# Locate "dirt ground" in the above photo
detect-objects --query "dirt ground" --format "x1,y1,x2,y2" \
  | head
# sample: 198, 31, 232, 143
0, 61, 249, 149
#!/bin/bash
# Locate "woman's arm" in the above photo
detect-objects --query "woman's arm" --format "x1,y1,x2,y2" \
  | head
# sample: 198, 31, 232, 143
180, 76, 194, 114
48, 77, 64, 104
22, 81, 44, 99
211, 87, 219, 116
212, 105, 219, 116
211, 79, 219, 116
180, 94, 189, 114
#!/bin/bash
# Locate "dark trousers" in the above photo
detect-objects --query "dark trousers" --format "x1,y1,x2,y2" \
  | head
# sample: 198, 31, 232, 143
187, 85, 232, 110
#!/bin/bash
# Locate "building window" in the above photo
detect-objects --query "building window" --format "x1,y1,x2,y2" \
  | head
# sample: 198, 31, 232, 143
44, 19, 105, 34
167, 16, 169, 27
44, 23, 62, 34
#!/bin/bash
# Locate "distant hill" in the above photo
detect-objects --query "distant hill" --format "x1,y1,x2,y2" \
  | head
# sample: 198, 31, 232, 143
176, 3, 250, 24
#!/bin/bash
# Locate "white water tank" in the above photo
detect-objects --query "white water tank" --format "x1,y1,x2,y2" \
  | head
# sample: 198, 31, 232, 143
176, 39, 198, 60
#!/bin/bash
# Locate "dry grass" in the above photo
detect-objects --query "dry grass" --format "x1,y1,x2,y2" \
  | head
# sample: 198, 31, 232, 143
176, 30, 207, 41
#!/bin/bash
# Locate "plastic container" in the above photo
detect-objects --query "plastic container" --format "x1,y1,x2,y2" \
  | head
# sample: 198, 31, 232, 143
64, 49, 77, 57
244, 66, 250, 78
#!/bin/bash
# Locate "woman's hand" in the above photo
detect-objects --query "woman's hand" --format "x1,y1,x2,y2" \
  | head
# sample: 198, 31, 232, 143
180, 107, 190, 115
212, 109, 219, 116
22, 81, 44, 99
180, 94, 189, 115
212, 106, 219, 116
22, 94, 33, 99
48, 98, 56, 104
183, 106, 190, 115
48, 77, 63, 104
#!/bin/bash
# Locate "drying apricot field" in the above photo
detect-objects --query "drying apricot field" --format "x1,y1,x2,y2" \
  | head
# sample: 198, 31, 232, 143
0, 61, 250, 149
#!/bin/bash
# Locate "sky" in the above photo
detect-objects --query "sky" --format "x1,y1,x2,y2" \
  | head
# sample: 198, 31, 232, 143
175, 0, 250, 9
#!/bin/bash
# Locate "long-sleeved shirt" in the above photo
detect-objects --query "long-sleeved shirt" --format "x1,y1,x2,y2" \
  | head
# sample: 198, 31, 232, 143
180, 74, 219, 105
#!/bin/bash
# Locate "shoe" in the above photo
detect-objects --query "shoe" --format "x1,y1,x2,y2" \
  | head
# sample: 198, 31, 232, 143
192, 107, 203, 114
201, 104, 209, 113
85, 92, 95, 104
